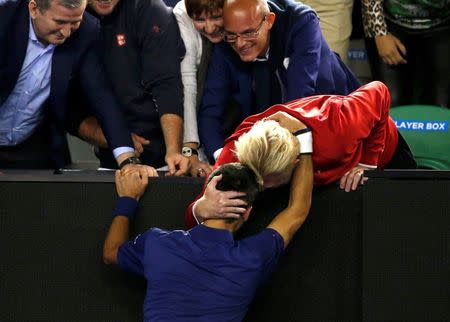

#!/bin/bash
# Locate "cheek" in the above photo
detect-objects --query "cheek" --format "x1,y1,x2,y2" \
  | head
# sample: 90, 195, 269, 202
192, 22, 203, 32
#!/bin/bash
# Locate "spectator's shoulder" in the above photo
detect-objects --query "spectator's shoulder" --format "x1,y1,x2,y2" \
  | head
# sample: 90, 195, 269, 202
0, 0, 21, 11
79, 11, 99, 33
269, 0, 316, 18
66, 11, 99, 46
0, 0, 24, 28
136, 0, 173, 18
269, 0, 318, 41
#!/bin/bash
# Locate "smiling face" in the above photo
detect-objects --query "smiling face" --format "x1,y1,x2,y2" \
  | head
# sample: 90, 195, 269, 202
88, 0, 120, 16
191, 9, 224, 43
29, 0, 87, 46
222, 0, 275, 62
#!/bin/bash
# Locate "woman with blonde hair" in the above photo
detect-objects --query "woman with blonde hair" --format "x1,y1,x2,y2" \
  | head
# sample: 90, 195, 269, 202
186, 81, 417, 227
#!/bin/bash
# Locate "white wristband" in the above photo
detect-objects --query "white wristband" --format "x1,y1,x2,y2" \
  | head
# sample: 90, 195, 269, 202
192, 200, 204, 224
294, 128, 313, 154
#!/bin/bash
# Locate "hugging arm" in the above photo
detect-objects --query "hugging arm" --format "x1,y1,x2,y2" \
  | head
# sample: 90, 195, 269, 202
267, 154, 313, 248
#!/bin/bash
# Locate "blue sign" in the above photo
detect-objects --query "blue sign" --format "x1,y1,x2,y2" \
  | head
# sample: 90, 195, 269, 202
348, 49, 367, 60
393, 119, 449, 132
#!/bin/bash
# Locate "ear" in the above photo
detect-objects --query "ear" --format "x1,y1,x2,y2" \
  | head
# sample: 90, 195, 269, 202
28, 0, 39, 19
266, 12, 276, 30
242, 206, 253, 221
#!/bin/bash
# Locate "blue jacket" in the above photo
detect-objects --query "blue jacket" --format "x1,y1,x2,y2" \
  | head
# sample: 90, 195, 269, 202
198, 0, 360, 160
0, 0, 133, 168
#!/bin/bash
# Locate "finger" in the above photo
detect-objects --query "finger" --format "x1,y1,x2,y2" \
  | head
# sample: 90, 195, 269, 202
190, 168, 198, 177
168, 158, 185, 177
393, 51, 406, 65
207, 174, 222, 189
172, 168, 185, 177
135, 144, 144, 154
222, 190, 247, 199
137, 167, 147, 179
139, 169, 149, 185
132, 133, 150, 144
383, 55, 394, 66
179, 159, 191, 175
195, 163, 213, 177
120, 166, 137, 175
361, 177, 369, 185
265, 113, 281, 122
351, 173, 362, 191
226, 199, 248, 208
144, 165, 158, 177
395, 38, 407, 57
137, 137, 150, 145
219, 195, 248, 208
221, 212, 244, 219
339, 172, 349, 189
344, 173, 357, 192
166, 160, 176, 176
196, 168, 208, 177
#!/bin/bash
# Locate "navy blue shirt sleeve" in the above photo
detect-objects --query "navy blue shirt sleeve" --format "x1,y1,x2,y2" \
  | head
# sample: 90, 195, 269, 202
79, 16, 134, 150
117, 229, 154, 276
242, 228, 285, 280
197, 44, 233, 159
285, 12, 323, 100
136, 0, 185, 118
117, 227, 170, 276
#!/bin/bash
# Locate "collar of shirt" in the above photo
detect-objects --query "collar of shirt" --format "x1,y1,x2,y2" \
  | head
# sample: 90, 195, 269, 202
254, 47, 270, 62
189, 224, 235, 244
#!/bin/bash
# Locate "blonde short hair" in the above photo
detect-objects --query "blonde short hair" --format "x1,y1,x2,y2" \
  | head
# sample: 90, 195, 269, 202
235, 120, 299, 185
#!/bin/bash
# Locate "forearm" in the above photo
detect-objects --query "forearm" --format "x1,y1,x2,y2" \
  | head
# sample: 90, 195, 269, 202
267, 154, 313, 247
161, 114, 183, 154
361, 0, 387, 38
288, 155, 313, 214
103, 216, 130, 265
78, 117, 136, 166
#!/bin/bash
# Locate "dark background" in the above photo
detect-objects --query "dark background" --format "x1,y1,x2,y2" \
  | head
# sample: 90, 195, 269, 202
0, 170, 448, 321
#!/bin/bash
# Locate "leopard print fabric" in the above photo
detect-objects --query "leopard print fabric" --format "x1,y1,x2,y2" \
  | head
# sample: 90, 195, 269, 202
361, 0, 388, 37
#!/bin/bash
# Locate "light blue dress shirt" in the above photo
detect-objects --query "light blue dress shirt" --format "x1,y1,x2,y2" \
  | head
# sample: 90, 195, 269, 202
0, 19, 133, 160
0, 19, 54, 146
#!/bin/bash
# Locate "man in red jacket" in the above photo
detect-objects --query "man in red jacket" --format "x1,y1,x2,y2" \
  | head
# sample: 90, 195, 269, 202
186, 81, 416, 228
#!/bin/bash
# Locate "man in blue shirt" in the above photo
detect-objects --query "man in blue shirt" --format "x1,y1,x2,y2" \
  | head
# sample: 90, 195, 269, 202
198, 0, 360, 161
0, 0, 144, 170
103, 133, 313, 321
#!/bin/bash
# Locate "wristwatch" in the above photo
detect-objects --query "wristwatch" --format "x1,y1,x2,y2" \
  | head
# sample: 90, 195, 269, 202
119, 156, 142, 169
182, 146, 198, 157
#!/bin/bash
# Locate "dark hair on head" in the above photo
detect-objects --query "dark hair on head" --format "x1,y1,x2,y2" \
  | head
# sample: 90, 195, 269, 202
208, 163, 261, 206
185, 0, 224, 19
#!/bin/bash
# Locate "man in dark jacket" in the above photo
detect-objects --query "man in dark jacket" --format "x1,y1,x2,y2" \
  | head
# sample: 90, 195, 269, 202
0, 0, 141, 169
74, 0, 189, 175
198, 0, 360, 161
